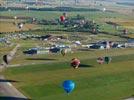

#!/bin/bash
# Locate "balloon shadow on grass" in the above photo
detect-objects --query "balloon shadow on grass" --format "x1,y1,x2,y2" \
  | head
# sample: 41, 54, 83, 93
0, 79, 19, 83
26, 58, 57, 61
78, 49, 95, 51
0, 96, 31, 100
79, 64, 94, 68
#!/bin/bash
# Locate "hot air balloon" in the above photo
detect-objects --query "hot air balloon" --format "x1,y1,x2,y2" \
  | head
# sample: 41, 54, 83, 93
13, 16, 17, 25
123, 29, 128, 34
18, 23, 23, 29
102, 8, 106, 12
106, 41, 110, 49
62, 80, 75, 94
104, 56, 111, 64
3, 54, 13, 64
71, 58, 80, 69
92, 28, 96, 33
14, 16, 17, 20
3, 55, 8, 64
63, 12, 67, 17
61, 48, 67, 56
60, 16, 65, 22
25, 6, 29, 10
97, 57, 104, 64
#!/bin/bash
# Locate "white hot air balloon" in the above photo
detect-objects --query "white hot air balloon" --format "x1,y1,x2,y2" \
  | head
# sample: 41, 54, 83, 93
14, 16, 17, 19
18, 23, 24, 29
103, 8, 106, 12
26, 6, 29, 10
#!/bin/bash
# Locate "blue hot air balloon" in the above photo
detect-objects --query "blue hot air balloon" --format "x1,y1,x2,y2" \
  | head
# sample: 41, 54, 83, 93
63, 80, 75, 94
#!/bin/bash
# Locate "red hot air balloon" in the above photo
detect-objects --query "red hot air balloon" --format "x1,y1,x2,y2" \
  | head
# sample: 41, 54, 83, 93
123, 29, 128, 34
97, 57, 104, 64
71, 58, 80, 69
60, 16, 65, 22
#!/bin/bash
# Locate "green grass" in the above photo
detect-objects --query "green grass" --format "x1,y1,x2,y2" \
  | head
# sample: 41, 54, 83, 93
0, 10, 130, 21
10, 48, 134, 65
1, 10, 133, 33
3, 52, 134, 100
1, 8, 134, 100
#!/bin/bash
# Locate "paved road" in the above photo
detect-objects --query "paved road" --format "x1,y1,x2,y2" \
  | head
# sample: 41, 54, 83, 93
0, 76, 26, 98
124, 98, 134, 100
0, 44, 29, 100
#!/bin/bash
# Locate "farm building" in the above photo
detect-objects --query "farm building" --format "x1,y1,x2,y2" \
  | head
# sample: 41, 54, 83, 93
125, 39, 134, 48
22, 0, 45, 5
23, 47, 50, 55
23, 46, 72, 54
50, 46, 72, 53
89, 44, 105, 49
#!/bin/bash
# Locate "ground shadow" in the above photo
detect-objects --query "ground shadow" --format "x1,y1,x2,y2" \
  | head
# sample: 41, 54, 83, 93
78, 49, 95, 51
26, 58, 57, 61
0, 96, 31, 100
79, 64, 94, 68
0, 79, 19, 83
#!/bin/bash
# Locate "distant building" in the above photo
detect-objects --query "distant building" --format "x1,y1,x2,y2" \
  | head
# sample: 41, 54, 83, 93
23, 47, 50, 55
22, 0, 36, 3
125, 39, 134, 48
90, 44, 105, 49
0, 38, 6, 43
22, 0, 45, 5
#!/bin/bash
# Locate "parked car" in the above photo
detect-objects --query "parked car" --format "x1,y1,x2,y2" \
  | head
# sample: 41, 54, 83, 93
50, 47, 61, 53
23, 49, 37, 55
90, 44, 105, 49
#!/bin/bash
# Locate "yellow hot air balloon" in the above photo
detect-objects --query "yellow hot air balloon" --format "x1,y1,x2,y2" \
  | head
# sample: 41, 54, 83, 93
61, 48, 67, 56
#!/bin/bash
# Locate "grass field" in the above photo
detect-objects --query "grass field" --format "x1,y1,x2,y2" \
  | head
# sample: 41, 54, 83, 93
2, 49, 134, 100
0, 3, 134, 100
0, 10, 131, 21
0, 21, 42, 32
1, 10, 134, 34
105, 18, 134, 32
127, 34, 134, 38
